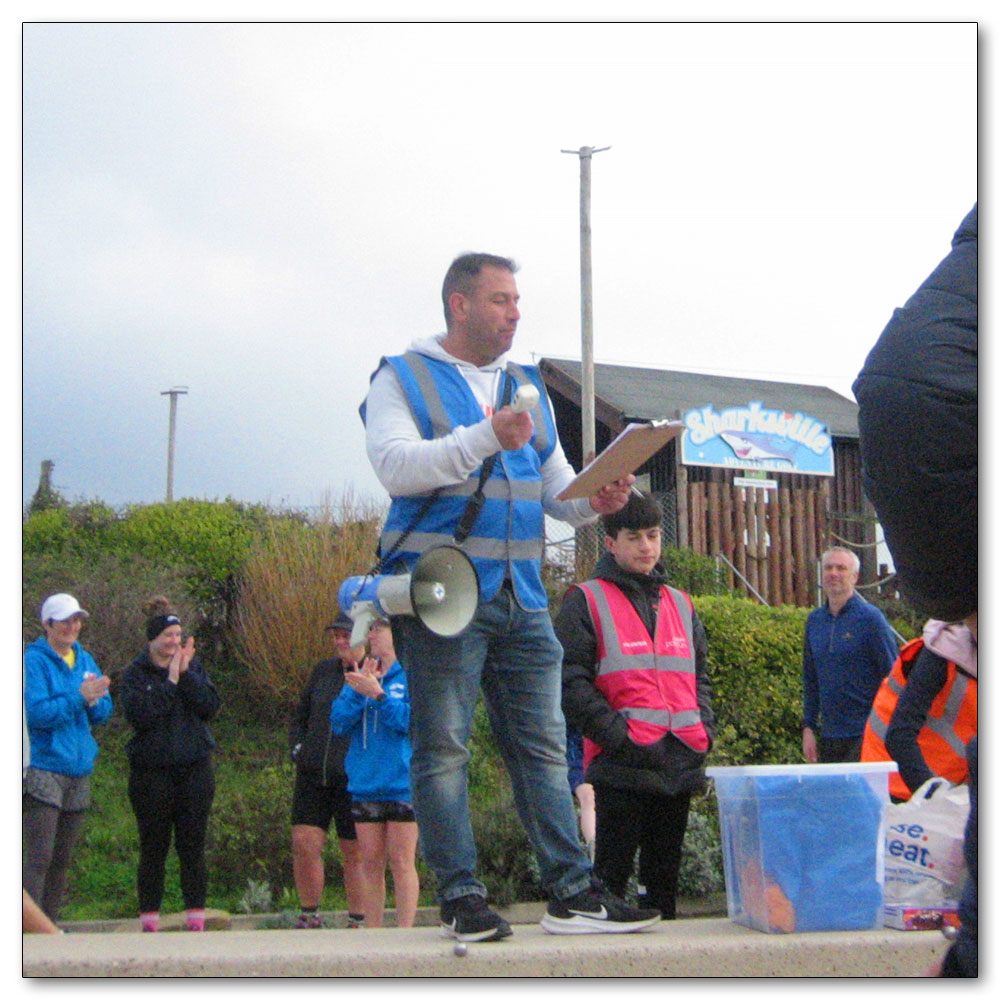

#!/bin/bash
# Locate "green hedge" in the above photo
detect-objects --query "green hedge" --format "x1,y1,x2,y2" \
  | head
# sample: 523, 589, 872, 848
695, 596, 810, 768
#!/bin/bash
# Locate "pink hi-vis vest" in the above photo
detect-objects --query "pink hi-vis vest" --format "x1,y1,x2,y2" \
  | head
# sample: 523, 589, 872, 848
577, 578, 709, 769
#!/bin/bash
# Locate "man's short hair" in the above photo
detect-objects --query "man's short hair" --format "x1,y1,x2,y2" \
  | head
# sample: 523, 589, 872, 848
601, 493, 662, 539
442, 253, 518, 326
821, 546, 860, 573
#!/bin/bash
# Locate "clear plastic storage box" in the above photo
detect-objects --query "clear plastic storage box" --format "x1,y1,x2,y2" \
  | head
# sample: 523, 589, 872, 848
706, 762, 896, 933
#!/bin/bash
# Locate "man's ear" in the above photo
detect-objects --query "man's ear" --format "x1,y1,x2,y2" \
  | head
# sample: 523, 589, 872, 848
448, 291, 467, 324
603, 534, 615, 553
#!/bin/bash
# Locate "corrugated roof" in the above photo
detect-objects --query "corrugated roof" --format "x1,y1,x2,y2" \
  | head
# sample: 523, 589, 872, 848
539, 357, 859, 438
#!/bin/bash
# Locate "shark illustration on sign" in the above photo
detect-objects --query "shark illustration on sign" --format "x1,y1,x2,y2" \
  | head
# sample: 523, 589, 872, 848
719, 431, 797, 465
681, 402, 835, 476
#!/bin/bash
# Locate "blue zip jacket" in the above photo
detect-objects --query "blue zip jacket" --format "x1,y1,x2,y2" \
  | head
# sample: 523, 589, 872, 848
24, 636, 113, 777
329, 660, 411, 802
802, 594, 897, 738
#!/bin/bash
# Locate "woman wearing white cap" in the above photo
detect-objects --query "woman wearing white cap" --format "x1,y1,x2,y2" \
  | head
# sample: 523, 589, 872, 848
23, 592, 112, 922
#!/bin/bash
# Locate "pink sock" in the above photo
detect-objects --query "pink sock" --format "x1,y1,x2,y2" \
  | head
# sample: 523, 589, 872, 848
186, 909, 206, 931
140, 912, 159, 933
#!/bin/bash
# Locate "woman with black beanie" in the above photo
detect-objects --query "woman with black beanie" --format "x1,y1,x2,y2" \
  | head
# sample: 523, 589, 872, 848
120, 596, 220, 932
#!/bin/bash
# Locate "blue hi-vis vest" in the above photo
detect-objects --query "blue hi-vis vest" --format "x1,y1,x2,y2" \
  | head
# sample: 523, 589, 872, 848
361, 352, 557, 610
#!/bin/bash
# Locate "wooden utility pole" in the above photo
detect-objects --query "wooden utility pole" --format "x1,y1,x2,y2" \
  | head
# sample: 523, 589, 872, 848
161, 386, 188, 502
561, 145, 609, 463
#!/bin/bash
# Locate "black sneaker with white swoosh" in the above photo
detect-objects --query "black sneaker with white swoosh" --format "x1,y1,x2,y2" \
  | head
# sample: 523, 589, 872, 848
541, 884, 662, 934
440, 894, 513, 942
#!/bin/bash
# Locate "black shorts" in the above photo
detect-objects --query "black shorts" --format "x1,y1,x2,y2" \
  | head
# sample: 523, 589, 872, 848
291, 769, 356, 840
350, 800, 416, 824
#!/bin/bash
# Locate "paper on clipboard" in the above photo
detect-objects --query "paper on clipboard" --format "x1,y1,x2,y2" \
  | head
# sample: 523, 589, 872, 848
556, 420, 685, 501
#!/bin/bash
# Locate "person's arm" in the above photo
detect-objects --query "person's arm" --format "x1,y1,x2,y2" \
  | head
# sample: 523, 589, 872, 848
175, 658, 220, 721
120, 660, 178, 731
24, 650, 87, 731
556, 587, 645, 762
365, 364, 501, 495
884, 652, 950, 794
801, 623, 820, 762
289, 665, 318, 755
329, 680, 367, 736
692, 611, 715, 747
372, 671, 411, 735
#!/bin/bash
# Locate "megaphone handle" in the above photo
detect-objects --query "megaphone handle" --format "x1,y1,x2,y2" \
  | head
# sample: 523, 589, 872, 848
350, 606, 375, 648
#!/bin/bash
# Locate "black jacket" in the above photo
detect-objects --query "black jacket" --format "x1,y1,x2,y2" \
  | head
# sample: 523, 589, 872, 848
853, 204, 977, 621
288, 658, 351, 786
120, 650, 219, 770
555, 552, 715, 797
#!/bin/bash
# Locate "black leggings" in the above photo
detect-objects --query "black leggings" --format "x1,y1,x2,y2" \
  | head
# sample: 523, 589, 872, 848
128, 760, 215, 913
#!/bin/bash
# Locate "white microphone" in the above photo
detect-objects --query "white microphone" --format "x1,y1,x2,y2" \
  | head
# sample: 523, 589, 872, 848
511, 383, 540, 413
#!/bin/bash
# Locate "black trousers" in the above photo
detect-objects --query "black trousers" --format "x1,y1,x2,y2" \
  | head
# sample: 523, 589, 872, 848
128, 760, 215, 913
593, 783, 691, 919
818, 735, 863, 763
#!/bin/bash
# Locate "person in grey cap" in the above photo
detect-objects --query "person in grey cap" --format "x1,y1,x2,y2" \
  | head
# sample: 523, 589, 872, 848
287, 612, 366, 928
23, 592, 112, 922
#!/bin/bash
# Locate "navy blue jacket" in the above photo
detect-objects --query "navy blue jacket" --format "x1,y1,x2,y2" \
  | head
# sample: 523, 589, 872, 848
802, 594, 897, 738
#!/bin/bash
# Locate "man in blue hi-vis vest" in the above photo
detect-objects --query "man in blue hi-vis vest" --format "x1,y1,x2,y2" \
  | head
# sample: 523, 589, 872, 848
361, 252, 660, 942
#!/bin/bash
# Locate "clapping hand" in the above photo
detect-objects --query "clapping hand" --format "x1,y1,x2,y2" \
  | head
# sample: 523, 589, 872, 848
344, 656, 384, 700
80, 672, 111, 706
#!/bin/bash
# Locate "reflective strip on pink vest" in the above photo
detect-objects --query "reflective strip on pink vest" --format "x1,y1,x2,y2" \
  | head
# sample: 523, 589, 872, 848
578, 578, 709, 767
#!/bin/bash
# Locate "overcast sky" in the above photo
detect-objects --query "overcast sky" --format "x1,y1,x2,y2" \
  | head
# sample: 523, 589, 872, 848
20, 18, 978, 512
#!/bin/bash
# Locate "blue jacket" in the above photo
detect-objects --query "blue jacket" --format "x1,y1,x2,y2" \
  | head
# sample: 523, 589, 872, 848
24, 636, 112, 777
365, 353, 556, 610
802, 594, 897, 738
329, 660, 411, 802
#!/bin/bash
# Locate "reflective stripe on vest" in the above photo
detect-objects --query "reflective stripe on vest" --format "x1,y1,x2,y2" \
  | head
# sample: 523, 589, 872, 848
366, 353, 555, 610
861, 638, 977, 799
577, 578, 709, 755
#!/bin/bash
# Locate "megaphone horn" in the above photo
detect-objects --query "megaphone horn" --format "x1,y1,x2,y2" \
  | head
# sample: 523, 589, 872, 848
338, 545, 480, 647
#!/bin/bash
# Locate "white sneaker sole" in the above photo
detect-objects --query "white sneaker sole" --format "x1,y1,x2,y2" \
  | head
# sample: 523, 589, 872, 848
540, 913, 661, 935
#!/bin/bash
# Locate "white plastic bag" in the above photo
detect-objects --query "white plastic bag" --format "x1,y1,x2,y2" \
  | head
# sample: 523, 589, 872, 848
883, 777, 970, 907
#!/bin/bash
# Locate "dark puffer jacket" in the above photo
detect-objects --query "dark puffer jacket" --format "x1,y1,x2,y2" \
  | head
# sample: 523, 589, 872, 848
555, 552, 715, 797
853, 204, 977, 622
288, 657, 351, 786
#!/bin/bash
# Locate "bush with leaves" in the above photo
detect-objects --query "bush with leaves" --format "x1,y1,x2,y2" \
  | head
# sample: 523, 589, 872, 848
695, 596, 809, 767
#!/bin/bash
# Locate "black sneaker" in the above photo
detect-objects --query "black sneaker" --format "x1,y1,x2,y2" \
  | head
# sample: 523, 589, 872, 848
541, 885, 662, 935
440, 895, 513, 943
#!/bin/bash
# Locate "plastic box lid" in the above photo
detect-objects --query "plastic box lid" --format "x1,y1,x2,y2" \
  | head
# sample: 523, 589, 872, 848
706, 761, 897, 778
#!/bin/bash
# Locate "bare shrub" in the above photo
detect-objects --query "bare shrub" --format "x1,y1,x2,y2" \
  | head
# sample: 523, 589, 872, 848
232, 490, 385, 705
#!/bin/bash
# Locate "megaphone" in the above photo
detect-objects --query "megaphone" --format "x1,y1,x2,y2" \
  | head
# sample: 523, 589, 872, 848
338, 545, 480, 647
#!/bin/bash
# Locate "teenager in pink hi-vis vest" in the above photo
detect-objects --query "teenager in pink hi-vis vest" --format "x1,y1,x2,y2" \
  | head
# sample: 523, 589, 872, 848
556, 494, 715, 920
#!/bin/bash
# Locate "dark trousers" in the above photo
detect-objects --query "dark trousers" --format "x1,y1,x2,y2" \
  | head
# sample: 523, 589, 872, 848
819, 735, 863, 763
128, 760, 215, 913
22, 796, 87, 921
593, 784, 691, 919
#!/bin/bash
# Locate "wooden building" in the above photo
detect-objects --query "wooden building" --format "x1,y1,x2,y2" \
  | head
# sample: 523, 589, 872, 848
539, 357, 877, 608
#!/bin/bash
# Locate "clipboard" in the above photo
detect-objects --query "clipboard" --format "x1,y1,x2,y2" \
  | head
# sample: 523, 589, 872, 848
556, 419, 685, 501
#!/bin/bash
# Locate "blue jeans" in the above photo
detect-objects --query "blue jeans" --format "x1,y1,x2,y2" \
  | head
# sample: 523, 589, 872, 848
394, 583, 593, 904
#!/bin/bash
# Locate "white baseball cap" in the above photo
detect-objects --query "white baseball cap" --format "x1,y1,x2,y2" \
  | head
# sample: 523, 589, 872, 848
40, 593, 90, 623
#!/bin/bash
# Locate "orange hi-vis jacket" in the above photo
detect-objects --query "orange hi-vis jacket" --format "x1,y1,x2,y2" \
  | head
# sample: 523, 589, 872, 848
862, 637, 977, 800
576, 578, 709, 770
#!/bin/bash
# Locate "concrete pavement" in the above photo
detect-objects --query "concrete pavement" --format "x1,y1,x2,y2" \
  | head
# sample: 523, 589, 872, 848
24, 908, 948, 977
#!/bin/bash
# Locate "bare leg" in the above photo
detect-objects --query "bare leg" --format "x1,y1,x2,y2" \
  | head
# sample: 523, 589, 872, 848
385, 821, 420, 928
355, 823, 387, 927
291, 825, 328, 909
339, 836, 366, 917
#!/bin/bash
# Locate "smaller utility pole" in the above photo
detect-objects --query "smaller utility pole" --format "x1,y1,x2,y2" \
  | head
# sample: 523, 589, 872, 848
161, 386, 188, 502
561, 145, 610, 464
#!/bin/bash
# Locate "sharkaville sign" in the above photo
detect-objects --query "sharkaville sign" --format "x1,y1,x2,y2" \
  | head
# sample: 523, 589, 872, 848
680, 401, 835, 477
